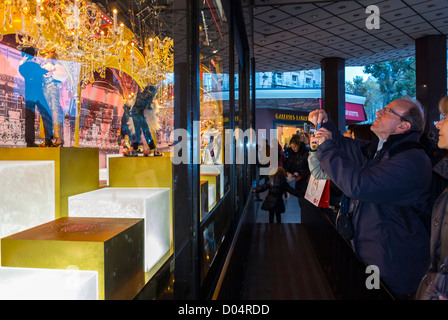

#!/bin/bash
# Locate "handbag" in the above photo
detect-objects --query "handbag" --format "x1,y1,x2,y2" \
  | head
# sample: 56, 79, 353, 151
304, 174, 330, 208
416, 257, 448, 300
336, 194, 355, 241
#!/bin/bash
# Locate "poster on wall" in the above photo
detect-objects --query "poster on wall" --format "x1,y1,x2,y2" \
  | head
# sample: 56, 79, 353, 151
0, 39, 174, 154
0, 41, 80, 148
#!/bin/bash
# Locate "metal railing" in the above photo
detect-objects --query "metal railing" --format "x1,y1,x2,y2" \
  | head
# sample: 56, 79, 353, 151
300, 198, 395, 300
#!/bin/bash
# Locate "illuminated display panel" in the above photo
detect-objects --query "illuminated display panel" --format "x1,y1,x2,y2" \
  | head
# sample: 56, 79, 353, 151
0, 160, 54, 264
0, 266, 98, 300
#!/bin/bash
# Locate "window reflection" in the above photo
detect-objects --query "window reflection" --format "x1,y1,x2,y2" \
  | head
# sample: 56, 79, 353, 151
198, 0, 230, 283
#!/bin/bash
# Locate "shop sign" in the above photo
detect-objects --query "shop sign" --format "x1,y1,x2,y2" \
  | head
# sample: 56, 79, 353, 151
274, 113, 308, 122
223, 115, 239, 123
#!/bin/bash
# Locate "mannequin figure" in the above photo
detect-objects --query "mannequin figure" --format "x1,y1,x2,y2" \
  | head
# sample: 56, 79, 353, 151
122, 85, 161, 156
19, 47, 53, 147
201, 121, 222, 164
41, 49, 68, 146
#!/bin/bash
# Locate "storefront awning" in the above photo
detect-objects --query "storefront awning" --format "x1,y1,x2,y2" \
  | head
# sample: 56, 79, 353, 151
345, 102, 366, 124
318, 99, 366, 125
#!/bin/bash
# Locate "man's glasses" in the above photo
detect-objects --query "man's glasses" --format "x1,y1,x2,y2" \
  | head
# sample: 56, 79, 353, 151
383, 107, 409, 123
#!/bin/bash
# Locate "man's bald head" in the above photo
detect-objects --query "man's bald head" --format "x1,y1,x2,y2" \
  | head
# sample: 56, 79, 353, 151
395, 97, 425, 135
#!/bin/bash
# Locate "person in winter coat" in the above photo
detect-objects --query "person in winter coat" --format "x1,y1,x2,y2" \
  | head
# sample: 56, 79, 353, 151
283, 133, 311, 215
277, 142, 286, 168
309, 97, 431, 299
252, 167, 297, 223
416, 95, 448, 300
283, 133, 310, 198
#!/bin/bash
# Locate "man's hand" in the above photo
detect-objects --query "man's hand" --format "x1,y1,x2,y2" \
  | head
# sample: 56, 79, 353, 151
308, 109, 329, 126
310, 127, 332, 146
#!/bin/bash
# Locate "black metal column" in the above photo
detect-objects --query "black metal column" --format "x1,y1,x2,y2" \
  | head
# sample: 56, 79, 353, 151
173, 0, 200, 300
321, 57, 346, 131
416, 35, 447, 135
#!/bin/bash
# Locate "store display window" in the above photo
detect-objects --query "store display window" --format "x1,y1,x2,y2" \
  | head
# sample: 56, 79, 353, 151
0, 0, 175, 299
0, 0, 252, 300
198, 0, 231, 283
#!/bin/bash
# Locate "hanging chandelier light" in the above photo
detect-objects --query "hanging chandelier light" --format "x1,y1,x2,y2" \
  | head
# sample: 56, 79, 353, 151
0, 0, 173, 88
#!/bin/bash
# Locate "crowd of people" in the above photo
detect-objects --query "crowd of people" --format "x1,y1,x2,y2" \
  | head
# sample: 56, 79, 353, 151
253, 95, 448, 300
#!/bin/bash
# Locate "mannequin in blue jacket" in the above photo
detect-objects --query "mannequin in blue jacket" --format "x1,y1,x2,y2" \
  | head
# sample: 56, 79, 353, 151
19, 47, 54, 147
309, 97, 431, 299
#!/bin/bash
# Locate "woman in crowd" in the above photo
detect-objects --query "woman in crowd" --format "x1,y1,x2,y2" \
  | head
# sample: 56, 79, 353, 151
252, 167, 297, 223
284, 133, 310, 210
416, 95, 448, 300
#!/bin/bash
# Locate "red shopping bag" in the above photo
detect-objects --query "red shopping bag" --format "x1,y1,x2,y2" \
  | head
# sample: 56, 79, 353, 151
304, 175, 330, 208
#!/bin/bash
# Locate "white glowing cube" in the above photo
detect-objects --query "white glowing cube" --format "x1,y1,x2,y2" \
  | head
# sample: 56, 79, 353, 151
208, 184, 216, 210
0, 161, 55, 264
99, 168, 108, 182
68, 187, 171, 272
201, 164, 224, 197
0, 267, 98, 300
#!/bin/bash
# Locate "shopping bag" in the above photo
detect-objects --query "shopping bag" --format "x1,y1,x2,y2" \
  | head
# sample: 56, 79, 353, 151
304, 175, 330, 208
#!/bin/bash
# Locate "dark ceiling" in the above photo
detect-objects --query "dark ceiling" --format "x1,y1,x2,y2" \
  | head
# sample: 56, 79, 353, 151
93, 0, 175, 40
253, 0, 448, 72
92, 0, 448, 73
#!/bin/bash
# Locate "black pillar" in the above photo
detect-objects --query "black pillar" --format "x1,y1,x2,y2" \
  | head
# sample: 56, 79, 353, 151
321, 57, 346, 131
173, 0, 200, 299
416, 35, 447, 135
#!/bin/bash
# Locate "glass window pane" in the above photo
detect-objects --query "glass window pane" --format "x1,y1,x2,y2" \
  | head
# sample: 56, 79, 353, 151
198, 0, 230, 282
0, 0, 176, 299
199, 0, 230, 210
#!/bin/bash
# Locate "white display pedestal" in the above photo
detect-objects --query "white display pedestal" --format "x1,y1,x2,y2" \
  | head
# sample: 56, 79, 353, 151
208, 184, 216, 211
201, 164, 224, 198
99, 168, 108, 183
0, 267, 98, 300
68, 187, 171, 272
0, 161, 55, 264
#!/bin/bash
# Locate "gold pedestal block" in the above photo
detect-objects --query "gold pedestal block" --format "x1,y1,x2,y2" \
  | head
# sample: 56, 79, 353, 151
1, 217, 144, 300
0, 148, 99, 219
200, 173, 221, 208
109, 154, 172, 188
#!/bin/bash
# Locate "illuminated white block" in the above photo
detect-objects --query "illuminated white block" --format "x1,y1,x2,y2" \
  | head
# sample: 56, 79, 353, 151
208, 184, 216, 210
0, 161, 55, 264
201, 164, 224, 197
0, 267, 98, 300
99, 168, 108, 182
68, 187, 171, 272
